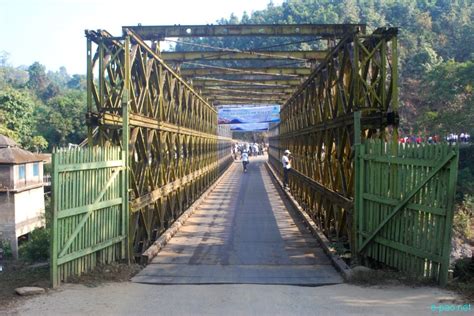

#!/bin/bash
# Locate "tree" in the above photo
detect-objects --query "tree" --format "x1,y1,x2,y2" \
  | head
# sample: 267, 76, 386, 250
27, 62, 48, 92
418, 60, 474, 134
67, 74, 86, 90
35, 90, 87, 148
28, 135, 48, 153
0, 88, 36, 146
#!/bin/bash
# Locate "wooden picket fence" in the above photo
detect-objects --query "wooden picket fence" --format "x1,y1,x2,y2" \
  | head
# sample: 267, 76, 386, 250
355, 140, 459, 285
50, 146, 128, 287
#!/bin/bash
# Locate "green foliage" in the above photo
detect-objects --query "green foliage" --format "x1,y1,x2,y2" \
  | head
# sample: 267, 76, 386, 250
0, 240, 13, 259
453, 196, 473, 240
18, 228, 50, 263
28, 135, 49, 153
27, 62, 48, 92
418, 60, 474, 135
0, 88, 35, 146
35, 90, 87, 148
453, 257, 474, 282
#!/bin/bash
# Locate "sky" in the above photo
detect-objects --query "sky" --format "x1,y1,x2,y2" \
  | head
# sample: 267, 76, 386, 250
0, 0, 284, 75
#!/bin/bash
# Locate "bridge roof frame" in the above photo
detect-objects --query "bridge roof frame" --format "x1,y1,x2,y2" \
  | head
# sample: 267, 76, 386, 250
121, 23, 367, 107
123, 23, 366, 40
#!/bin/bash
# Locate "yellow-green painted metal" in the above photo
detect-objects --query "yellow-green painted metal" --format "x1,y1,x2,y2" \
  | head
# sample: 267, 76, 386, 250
268, 27, 399, 253
124, 24, 366, 39
162, 50, 328, 62
179, 67, 312, 77
84, 28, 233, 262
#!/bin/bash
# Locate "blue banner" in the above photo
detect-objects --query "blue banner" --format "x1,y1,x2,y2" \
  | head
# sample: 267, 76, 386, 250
229, 123, 269, 131
218, 106, 280, 124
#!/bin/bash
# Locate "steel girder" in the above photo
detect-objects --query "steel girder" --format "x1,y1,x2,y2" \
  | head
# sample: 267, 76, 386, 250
85, 29, 233, 260
161, 50, 328, 62
268, 28, 399, 252
124, 24, 366, 39
179, 67, 312, 77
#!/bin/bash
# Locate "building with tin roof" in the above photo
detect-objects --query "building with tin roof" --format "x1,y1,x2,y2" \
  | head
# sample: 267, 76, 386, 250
0, 135, 45, 258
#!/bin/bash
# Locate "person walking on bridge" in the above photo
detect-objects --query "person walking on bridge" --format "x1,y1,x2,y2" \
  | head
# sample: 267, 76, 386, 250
282, 149, 292, 189
241, 149, 249, 173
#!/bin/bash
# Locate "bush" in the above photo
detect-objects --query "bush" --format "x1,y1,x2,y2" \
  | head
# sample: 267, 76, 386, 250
454, 257, 474, 282
453, 196, 473, 240
457, 167, 474, 201
0, 240, 13, 259
18, 228, 50, 262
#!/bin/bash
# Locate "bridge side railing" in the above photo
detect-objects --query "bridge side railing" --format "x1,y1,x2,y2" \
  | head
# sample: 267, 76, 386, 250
269, 28, 399, 253
85, 29, 232, 260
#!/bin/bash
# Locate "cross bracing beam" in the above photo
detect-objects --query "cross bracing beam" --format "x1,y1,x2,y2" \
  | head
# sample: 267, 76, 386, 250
191, 77, 302, 86
179, 67, 312, 77
208, 95, 287, 102
200, 86, 296, 94
161, 50, 328, 62
204, 90, 291, 97
213, 100, 279, 105
123, 24, 366, 39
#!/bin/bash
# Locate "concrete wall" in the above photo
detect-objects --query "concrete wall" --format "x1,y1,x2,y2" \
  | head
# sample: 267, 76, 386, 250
0, 192, 17, 257
15, 187, 45, 237
0, 165, 13, 189
0, 185, 45, 258
13, 162, 43, 190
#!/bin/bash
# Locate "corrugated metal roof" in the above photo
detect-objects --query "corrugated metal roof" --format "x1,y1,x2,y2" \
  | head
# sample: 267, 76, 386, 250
0, 135, 19, 148
0, 147, 42, 164
0, 135, 42, 164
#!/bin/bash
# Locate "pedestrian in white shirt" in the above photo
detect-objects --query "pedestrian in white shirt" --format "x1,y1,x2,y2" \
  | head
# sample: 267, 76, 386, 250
281, 149, 292, 189
241, 149, 249, 172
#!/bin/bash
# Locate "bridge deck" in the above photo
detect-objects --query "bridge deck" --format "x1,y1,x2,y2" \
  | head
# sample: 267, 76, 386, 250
132, 156, 342, 285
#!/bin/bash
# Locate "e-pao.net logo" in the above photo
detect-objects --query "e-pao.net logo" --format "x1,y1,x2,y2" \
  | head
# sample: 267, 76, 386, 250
431, 304, 472, 313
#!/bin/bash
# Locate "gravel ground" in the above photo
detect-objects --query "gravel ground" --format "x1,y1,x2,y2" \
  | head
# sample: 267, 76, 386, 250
5, 282, 464, 316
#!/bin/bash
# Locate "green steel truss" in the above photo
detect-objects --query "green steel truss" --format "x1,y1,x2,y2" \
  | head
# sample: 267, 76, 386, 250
85, 29, 233, 259
268, 27, 399, 252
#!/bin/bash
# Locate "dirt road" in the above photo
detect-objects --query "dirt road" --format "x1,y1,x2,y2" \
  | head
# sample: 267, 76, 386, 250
6, 282, 463, 315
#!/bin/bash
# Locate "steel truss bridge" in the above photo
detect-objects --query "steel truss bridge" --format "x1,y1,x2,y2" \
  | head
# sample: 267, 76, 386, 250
49, 23, 458, 287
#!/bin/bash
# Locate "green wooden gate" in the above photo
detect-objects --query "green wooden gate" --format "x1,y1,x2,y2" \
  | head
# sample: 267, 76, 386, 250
50, 146, 128, 287
355, 139, 459, 285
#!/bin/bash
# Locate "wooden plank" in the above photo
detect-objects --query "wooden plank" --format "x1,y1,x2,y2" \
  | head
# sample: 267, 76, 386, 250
58, 160, 123, 172
58, 198, 123, 218
58, 235, 126, 265
361, 193, 446, 216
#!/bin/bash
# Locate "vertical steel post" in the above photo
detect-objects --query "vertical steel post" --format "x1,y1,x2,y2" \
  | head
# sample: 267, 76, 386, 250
122, 36, 130, 262
354, 34, 360, 111
391, 36, 399, 154
99, 39, 105, 116
86, 38, 93, 146
353, 111, 361, 258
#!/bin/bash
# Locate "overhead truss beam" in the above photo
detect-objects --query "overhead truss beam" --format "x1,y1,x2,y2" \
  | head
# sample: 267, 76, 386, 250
124, 24, 366, 40
179, 67, 312, 77
162, 50, 327, 62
